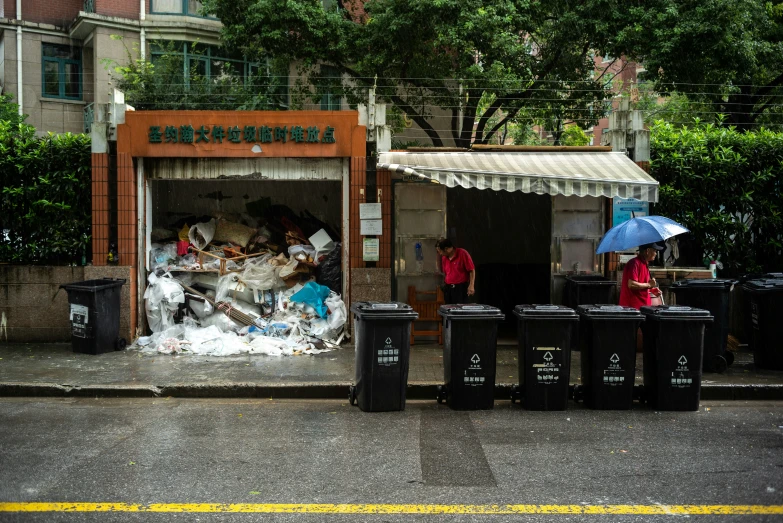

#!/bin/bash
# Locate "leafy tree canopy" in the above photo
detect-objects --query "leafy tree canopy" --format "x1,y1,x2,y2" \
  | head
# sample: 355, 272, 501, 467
618, 0, 783, 130
203, 0, 637, 147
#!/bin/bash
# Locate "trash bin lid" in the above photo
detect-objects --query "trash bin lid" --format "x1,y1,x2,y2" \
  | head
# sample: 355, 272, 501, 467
565, 275, 615, 286
671, 278, 737, 291
640, 305, 713, 320
577, 304, 644, 319
738, 272, 783, 283
742, 279, 783, 293
60, 278, 126, 292
350, 301, 419, 320
438, 304, 505, 320
513, 304, 579, 319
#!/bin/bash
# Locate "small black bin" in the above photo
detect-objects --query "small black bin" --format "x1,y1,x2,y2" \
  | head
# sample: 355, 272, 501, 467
60, 278, 126, 355
513, 305, 579, 411
640, 305, 713, 411
349, 302, 418, 412
577, 305, 644, 410
563, 275, 616, 310
670, 279, 736, 373
742, 279, 783, 370
438, 304, 505, 410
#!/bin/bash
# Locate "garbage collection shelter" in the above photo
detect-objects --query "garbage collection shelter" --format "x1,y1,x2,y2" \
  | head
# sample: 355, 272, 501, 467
91, 111, 367, 337
376, 147, 659, 337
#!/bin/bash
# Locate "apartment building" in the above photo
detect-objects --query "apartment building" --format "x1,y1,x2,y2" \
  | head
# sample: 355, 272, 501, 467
0, 0, 258, 135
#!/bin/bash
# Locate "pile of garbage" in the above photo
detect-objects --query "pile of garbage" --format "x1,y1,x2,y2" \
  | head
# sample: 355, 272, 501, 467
138, 211, 346, 356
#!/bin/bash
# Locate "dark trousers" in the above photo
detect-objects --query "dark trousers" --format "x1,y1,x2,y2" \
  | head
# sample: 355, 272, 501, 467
444, 282, 469, 304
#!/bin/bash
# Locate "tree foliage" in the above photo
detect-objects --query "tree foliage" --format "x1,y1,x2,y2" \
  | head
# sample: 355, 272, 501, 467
619, 0, 783, 131
0, 94, 92, 265
650, 121, 783, 274
560, 125, 591, 146
203, 0, 635, 147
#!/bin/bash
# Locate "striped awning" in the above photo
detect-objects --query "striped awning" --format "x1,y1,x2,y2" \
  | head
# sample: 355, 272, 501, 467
378, 151, 658, 202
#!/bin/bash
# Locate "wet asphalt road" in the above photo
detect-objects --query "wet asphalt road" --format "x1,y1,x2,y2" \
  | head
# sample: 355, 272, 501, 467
0, 398, 782, 522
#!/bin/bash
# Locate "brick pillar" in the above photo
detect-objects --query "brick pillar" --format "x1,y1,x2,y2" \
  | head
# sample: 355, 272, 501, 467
91, 153, 109, 266
117, 152, 138, 336
349, 156, 367, 269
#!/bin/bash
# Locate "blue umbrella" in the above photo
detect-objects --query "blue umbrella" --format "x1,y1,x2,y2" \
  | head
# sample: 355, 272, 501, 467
596, 216, 689, 254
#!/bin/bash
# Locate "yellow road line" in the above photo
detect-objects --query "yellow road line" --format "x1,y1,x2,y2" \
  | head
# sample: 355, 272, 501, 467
1, 503, 783, 515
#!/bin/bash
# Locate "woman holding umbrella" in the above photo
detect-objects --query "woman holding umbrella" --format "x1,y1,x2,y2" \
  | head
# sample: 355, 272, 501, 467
619, 242, 664, 309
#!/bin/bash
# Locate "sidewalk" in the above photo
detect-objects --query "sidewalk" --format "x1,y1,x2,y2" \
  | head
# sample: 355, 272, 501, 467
2, 342, 782, 401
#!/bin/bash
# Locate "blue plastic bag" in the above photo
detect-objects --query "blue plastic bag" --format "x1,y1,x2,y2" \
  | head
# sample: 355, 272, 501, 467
289, 281, 332, 318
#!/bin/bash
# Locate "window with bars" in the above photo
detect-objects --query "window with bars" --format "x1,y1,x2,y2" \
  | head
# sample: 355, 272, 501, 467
149, 42, 289, 107
42, 44, 81, 100
150, 0, 217, 18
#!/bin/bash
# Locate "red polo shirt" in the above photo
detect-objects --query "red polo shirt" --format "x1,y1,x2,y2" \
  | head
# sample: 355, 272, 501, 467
619, 256, 651, 309
442, 248, 475, 285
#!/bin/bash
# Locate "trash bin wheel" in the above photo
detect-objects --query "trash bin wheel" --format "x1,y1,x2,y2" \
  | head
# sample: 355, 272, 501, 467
115, 338, 127, 351
348, 386, 357, 406
436, 385, 447, 404
712, 354, 728, 374
724, 351, 735, 367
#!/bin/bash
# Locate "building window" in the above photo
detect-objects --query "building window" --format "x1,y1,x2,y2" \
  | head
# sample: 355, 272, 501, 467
150, 42, 288, 108
42, 44, 81, 100
150, 0, 217, 18
319, 66, 342, 111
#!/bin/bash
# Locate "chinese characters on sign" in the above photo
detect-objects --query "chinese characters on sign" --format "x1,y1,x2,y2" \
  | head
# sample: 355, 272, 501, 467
148, 124, 337, 145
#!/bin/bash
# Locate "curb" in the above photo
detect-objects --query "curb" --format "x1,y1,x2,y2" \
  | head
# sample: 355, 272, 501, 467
1, 382, 782, 401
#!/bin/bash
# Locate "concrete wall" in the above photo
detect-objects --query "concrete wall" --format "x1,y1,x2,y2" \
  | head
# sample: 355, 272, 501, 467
0, 266, 133, 343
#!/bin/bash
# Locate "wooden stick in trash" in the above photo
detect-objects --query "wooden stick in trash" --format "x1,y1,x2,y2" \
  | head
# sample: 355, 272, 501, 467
180, 283, 256, 327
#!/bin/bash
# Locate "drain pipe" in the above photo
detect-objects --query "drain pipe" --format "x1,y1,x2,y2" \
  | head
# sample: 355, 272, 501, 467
139, 0, 146, 59
16, 0, 22, 116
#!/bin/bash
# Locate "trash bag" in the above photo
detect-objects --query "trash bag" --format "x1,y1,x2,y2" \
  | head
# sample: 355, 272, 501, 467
188, 219, 216, 250
289, 281, 331, 318
144, 272, 185, 332
239, 254, 284, 291
315, 242, 342, 294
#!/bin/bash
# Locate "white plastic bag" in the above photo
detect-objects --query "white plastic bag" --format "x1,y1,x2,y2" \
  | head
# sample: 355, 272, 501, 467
188, 219, 216, 250
143, 273, 185, 332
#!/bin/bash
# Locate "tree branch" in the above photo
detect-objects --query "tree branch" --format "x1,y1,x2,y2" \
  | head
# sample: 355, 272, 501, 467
482, 107, 522, 145
390, 94, 443, 146
753, 72, 783, 100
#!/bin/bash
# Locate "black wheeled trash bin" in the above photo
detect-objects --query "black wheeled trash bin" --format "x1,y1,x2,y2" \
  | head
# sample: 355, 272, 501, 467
743, 279, 783, 370
577, 305, 644, 410
349, 302, 418, 412
564, 275, 616, 309
60, 278, 126, 355
513, 305, 579, 410
437, 304, 505, 410
670, 279, 737, 373
739, 273, 783, 354
640, 305, 713, 411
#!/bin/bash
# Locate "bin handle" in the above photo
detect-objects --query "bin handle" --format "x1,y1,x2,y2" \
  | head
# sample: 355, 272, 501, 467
460, 305, 486, 310
371, 303, 399, 309
535, 305, 560, 310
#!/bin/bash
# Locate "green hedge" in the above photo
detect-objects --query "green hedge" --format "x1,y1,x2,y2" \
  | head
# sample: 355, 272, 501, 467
0, 113, 91, 265
650, 121, 783, 275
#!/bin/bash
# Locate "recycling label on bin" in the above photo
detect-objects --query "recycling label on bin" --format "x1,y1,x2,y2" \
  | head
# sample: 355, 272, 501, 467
751, 301, 760, 327
603, 353, 626, 386
533, 347, 562, 385
670, 355, 693, 388
463, 353, 486, 387
69, 304, 89, 338
376, 337, 400, 367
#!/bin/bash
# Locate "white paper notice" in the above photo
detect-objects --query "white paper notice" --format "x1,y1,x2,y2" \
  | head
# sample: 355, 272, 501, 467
361, 219, 383, 235
359, 203, 382, 220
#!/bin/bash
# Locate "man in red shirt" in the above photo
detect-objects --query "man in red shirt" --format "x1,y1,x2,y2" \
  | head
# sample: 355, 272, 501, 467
619, 242, 664, 309
436, 239, 476, 304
